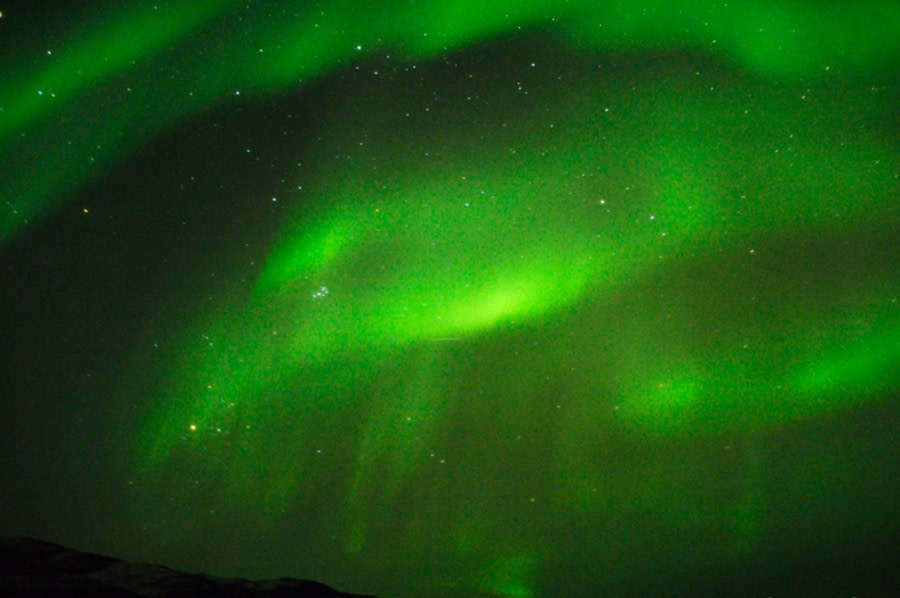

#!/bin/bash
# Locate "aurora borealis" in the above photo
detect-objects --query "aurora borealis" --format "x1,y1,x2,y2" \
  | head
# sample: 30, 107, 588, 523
1, 1, 898, 596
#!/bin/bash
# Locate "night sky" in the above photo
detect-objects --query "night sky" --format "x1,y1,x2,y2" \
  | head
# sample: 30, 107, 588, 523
1, 1, 898, 596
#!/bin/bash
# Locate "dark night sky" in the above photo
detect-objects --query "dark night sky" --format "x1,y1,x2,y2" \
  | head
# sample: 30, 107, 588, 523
1, 2, 898, 596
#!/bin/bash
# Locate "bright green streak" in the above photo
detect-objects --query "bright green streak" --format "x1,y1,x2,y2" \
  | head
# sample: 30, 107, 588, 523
134, 37, 898, 593
2, 0, 898, 240
247, 73, 898, 436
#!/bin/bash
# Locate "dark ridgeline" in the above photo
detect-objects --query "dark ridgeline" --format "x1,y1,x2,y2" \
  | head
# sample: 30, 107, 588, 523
0, 536, 376, 597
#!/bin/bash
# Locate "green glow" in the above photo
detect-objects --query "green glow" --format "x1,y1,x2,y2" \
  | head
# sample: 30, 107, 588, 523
3, 0, 898, 241
793, 312, 900, 400
135, 17, 897, 506
125, 46, 897, 596
4, 2, 896, 596
0, 0, 231, 139
568, 0, 900, 77
477, 553, 538, 598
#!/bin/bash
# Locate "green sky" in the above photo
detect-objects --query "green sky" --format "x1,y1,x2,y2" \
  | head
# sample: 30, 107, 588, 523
0, 2, 897, 597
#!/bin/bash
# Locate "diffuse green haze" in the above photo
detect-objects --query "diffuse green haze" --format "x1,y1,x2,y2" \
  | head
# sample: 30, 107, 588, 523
6, 2, 894, 596
0, 0, 231, 139
2, 0, 898, 240
133, 34, 897, 595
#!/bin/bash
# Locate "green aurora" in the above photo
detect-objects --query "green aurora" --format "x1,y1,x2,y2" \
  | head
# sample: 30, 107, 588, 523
1, 2, 898, 597
2, 0, 898, 240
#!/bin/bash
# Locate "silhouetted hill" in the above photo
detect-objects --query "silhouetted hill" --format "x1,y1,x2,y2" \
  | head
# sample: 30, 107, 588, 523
0, 536, 377, 597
